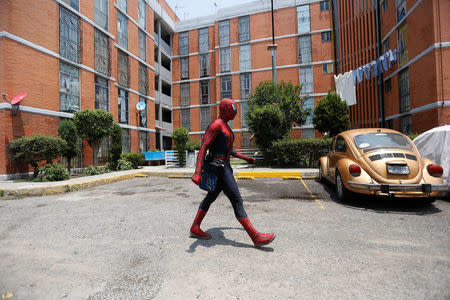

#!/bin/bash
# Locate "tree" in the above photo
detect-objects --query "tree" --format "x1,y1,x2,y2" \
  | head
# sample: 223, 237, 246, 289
109, 122, 123, 170
58, 120, 80, 172
8, 135, 67, 177
246, 81, 310, 152
172, 127, 189, 166
73, 109, 114, 166
313, 91, 350, 137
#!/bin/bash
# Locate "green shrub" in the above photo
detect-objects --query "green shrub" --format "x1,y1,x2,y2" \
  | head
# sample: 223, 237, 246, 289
172, 128, 189, 166
83, 166, 102, 176
407, 133, 420, 141
117, 158, 133, 170
58, 120, 80, 172
120, 153, 145, 169
270, 138, 332, 168
313, 91, 349, 137
109, 123, 122, 170
186, 139, 201, 152
41, 163, 70, 181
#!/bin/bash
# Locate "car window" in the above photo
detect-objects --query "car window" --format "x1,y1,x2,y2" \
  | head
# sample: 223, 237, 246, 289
354, 132, 413, 150
335, 136, 347, 153
331, 138, 337, 152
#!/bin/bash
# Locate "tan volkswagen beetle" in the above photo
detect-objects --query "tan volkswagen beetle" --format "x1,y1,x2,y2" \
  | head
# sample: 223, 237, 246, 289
318, 128, 449, 202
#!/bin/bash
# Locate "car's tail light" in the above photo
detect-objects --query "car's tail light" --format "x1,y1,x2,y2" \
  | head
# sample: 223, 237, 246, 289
427, 164, 443, 177
349, 164, 361, 177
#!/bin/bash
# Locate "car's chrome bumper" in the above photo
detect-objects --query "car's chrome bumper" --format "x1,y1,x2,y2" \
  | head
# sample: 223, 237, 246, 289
347, 181, 450, 193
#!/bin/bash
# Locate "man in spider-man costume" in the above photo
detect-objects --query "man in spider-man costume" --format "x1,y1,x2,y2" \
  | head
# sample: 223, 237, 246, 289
190, 98, 275, 247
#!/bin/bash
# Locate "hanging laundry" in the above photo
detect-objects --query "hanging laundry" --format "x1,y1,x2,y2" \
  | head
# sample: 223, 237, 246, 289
371, 60, 378, 77
363, 64, 371, 80
357, 67, 363, 82
335, 71, 356, 106
352, 70, 358, 86
377, 58, 384, 74
390, 49, 397, 62
382, 53, 389, 71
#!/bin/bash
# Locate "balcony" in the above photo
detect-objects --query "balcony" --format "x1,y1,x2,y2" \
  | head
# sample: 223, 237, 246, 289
154, 33, 172, 56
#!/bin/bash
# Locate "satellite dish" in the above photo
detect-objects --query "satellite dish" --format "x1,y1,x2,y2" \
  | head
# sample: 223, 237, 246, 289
11, 92, 27, 105
136, 101, 146, 111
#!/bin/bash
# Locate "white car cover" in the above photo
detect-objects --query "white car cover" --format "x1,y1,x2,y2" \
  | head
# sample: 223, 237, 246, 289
413, 125, 450, 183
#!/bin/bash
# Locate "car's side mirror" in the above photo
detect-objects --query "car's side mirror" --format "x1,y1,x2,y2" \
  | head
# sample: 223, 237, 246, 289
322, 148, 329, 154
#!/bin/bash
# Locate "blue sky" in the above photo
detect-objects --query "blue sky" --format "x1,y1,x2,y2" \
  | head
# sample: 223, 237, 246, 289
166, 0, 255, 20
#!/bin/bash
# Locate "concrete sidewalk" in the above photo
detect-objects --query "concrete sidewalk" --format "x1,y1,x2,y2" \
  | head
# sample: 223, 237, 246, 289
0, 165, 318, 199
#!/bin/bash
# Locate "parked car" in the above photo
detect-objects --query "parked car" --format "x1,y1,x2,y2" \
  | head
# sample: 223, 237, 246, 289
318, 128, 449, 202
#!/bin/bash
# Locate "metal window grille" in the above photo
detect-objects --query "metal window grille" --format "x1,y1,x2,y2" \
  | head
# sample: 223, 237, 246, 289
221, 75, 232, 99
121, 128, 130, 153
179, 31, 189, 55
302, 128, 315, 138
320, 1, 330, 11
94, 0, 108, 29
97, 136, 110, 164
219, 20, 230, 46
239, 44, 251, 71
94, 29, 109, 75
198, 27, 209, 52
138, 29, 146, 61
138, 0, 146, 29
117, 0, 127, 13
201, 107, 210, 131
240, 73, 251, 100
300, 67, 313, 94
303, 97, 314, 125
242, 131, 253, 149
180, 57, 189, 79
139, 97, 147, 128
180, 83, 190, 107
118, 89, 129, 124
59, 62, 80, 112
61, 0, 79, 10
199, 54, 209, 77
181, 108, 190, 131
321, 31, 331, 42
241, 101, 248, 128
59, 7, 80, 63
238, 16, 250, 42
200, 80, 209, 104
117, 12, 128, 49
95, 76, 109, 111
322, 63, 333, 74
297, 5, 310, 34
139, 63, 148, 95
398, 68, 410, 113
118, 51, 129, 87
298, 35, 312, 63
396, 0, 406, 22
398, 22, 408, 66
400, 115, 411, 134
220, 47, 231, 73
139, 131, 148, 152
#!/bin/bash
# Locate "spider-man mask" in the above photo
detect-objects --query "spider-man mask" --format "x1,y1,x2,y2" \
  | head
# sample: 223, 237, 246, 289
219, 98, 237, 122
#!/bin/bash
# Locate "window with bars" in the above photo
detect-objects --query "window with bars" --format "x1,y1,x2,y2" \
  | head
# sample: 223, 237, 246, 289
118, 89, 129, 124
179, 31, 189, 56
139, 131, 148, 152
219, 20, 230, 46
241, 101, 248, 128
61, 0, 79, 10
240, 73, 251, 100
242, 131, 253, 149
322, 63, 333, 74
302, 128, 315, 138
97, 136, 110, 164
298, 35, 312, 63
396, 0, 406, 22
180, 83, 190, 107
239, 44, 251, 71
199, 54, 209, 77
398, 68, 410, 113
321, 31, 331, 42
139, 63, 148, 95
60, 7, 80, 63
117, 0, 127, 13
198, 27, 209, 52
300, 67, 313, 94
139, 29, 146, 61
221, 75, 232, 99
400, 115, 411, 134
303, 97, 314, 125
398, 22, 408, 66
181, 108, 190, 131
180, 57, 189, 79
118, 51, 129, 87
297, 5, 310, 34
117, 11, 128, 49
220, 47, 231, 73
238, 16, 250, 42
122, 128, 130, 153
201, 107, 210, 131
139, 97, 147, 127
94, 29, 109, 75
200, 80, 209, 104
138, 0, 146, 29
95, 76, 109, 111
60, 62, 80, 112
320, 1, 330, 11
94, 0, 108, 30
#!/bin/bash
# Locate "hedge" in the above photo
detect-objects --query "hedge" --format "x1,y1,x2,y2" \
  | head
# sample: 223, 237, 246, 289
270, 138, 332, 168
120, 153, 145, 169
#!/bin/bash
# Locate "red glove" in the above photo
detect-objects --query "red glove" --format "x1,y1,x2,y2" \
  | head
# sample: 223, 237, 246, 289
247, 157, 256, 164
192, 174, 202, 185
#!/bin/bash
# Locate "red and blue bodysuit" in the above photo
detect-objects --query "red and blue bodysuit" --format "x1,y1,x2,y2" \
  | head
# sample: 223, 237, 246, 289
190, 98, 275, 247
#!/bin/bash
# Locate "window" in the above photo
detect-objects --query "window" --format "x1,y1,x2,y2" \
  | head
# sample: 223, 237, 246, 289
122, 128, 130, 153
181, 108, 190, 130
118, 89, 129, 124
138, 0, 146, 29
238, 16, 250, 42
201, 107, 210, 131
161, 80, 171, 97
400, 115, 412, 134
154, 46, 159, 63
117, 0, 127, 13
95, 76, 109, 111
383, 38, 390, 53
198, 27, 209, 52
396, 0, 406, 22
385, 78, 392, 93
60, 7, 80, 63
180, 57, 189, 79
61, 0, 79, 10
298, 35, 312, 63
297, 5, 310, 34
239, 44, 251, 71
118, 51, 129, 87
200, 80, 209, 104
398, 22, 408, 66
240, 73, 251, 100
300, 67, 313, 93
179, 31, 189, 56
323, 63, 333, 74
219, 20, 230, 46
321, 31, 331, 42
162, 108, 172, 123
220, 47, 231, 73
138, 97, 147, 127
94, 0, 108, 30
303, 97, 314, 125
98, 137, 110, 164
180, 83, 190, 107
155, 75, 159, 91
138, 29, 146, 61
94, 29, 109, 75
221, 75, 232, 99
155, 103, 159, 120
139, 63, 148, 95
335, 136, 347, 152
161, 52, 171, 71
302, 129, 315, 138
398, 68, 410, 113
199, 54, 209, 77
117, 12, 128, 49
139, 131, 148, 152
382, 0, 388, 13
59, 62, 80, 112
241, 101, 248, 128
320, 1, 330, 11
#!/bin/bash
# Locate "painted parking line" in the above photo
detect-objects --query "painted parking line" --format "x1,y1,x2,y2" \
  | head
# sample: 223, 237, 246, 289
300, 178, 325, 210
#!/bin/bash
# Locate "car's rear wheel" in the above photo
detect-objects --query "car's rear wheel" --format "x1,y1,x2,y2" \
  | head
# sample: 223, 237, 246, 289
336, 171, 352, 202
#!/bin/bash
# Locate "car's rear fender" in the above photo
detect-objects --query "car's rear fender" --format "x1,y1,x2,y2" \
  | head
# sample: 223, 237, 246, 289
319, 156, 328, 178
336, 158, 374, 194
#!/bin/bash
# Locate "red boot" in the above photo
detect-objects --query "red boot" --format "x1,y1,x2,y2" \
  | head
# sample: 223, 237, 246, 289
238, 217, 275, 247
190, 209, 211, 239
